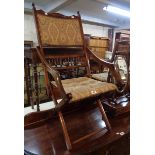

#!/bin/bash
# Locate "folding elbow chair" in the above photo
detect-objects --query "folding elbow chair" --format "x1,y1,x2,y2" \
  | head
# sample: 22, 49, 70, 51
32, 3, 120, 150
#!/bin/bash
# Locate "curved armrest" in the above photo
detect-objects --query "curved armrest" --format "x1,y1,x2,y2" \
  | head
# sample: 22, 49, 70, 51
87, 48, 120, 81
36, 47, 70, 110
87, 47, 114, 69
87, 47, 129, 93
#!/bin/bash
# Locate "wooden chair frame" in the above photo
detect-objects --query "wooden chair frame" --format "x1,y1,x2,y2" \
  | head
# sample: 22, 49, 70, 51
32, 3, 123, 150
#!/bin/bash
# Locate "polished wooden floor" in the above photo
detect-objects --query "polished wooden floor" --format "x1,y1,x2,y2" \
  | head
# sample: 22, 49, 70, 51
24, 101, 129, 155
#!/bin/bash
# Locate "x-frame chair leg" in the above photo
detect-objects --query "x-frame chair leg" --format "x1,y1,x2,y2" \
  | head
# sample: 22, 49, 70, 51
58, 111, 72, 150
96, 99, 112, 131
58, 99, 111, 151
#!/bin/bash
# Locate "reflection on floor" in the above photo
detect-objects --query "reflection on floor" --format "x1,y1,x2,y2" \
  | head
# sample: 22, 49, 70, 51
24, 102, 130, 155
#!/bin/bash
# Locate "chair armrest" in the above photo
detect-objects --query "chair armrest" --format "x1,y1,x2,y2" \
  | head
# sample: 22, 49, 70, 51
87, 47, 114, 69
36, 47, 71, 110
87, 47, 129, 93
87, 48, 120, 81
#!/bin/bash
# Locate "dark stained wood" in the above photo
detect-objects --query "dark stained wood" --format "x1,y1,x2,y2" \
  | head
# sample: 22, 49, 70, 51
24, 98, 98, 129
24, 95, 129, 129
24, 103, 130, 155
56, 99, 113, 150
103, 95, 130, 117
24, 108, 55, 130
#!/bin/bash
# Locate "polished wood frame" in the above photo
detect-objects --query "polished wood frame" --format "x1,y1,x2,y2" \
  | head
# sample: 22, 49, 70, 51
32, 3, 123, 150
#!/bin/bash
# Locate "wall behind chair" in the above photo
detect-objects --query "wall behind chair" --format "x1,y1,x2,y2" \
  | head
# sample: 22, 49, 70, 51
24, 14, 38, 45
82, 23, 108, 37
24, 13, 109, 46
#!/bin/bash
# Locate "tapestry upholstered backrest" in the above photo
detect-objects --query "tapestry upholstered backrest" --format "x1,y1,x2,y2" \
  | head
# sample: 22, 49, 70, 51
37, 14, 83, 46
33, 4, 84, 47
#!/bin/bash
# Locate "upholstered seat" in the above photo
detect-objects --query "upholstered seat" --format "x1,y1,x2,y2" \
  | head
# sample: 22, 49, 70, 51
61, 77, 116, 102
92, 72, 109, 82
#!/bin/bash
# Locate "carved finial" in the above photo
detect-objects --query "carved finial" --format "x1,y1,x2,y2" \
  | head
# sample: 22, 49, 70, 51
32, 3, 35, 8
77, 11, 80, 16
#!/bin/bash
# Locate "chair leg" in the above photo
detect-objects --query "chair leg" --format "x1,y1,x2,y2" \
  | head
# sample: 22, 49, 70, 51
58, 101, 111, 150
96, 99, 112, 131
58, 111, 72, 150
